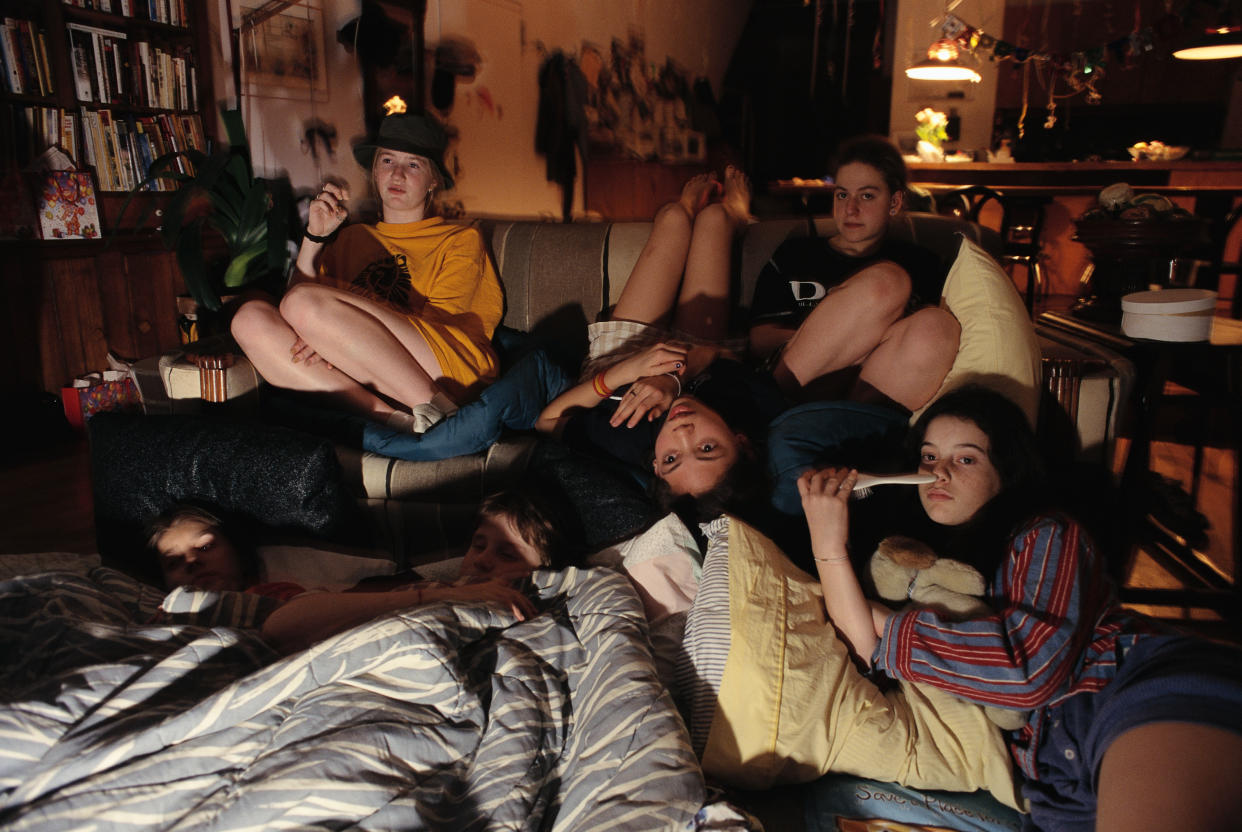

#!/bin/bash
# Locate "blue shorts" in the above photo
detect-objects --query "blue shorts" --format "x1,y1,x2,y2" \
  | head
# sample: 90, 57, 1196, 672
765, 400, 908, 516
1023, 634, 1242, 831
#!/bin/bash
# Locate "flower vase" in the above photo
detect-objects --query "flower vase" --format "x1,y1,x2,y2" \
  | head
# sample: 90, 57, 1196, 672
916, 140, 945, 163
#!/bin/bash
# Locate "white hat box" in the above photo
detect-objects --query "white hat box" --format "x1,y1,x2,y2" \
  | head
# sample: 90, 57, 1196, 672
1120, 289, 1217, 342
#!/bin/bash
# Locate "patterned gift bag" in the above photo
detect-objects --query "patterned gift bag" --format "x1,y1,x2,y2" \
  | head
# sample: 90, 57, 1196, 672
62, 370, 143, 430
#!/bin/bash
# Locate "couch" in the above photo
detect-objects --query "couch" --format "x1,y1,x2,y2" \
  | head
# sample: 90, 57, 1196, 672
104, 212, 1133, 570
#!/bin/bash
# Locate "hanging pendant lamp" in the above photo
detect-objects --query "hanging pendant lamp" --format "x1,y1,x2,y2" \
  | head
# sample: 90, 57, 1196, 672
905, 38, 983, 81
1173, 24, 1242, 60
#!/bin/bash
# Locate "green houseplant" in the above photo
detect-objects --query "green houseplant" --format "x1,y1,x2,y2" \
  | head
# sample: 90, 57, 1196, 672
117, 108, 293, 313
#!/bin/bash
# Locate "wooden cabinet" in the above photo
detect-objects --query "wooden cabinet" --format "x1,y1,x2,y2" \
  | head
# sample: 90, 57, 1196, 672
584, 158, 710, 221
0, 0, 217, 396
3, 237, 188, 394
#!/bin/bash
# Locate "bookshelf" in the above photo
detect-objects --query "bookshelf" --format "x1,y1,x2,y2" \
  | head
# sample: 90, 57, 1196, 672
1, 0, 216, 212
0, 0, 219, 397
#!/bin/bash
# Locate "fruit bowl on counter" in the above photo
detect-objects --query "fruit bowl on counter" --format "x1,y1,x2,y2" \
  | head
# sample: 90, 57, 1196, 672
1126, 141, 1190, 161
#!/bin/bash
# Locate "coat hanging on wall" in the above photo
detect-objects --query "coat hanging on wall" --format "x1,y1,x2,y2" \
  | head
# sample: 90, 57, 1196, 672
535, 50, 588, 223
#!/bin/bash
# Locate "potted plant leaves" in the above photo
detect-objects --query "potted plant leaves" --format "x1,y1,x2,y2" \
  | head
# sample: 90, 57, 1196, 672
116, 108, 294, 328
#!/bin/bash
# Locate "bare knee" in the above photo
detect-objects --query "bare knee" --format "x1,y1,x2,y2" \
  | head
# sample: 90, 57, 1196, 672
278, 283, 335, 333
846, 262, 912, 318
902, 307, 961, 363
230, 298, 281, 346
652, 200, 694, 237
692, 203, 732, 237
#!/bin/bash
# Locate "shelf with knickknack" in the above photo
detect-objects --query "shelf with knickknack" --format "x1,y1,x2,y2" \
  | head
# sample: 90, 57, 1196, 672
0, 0, 218, 399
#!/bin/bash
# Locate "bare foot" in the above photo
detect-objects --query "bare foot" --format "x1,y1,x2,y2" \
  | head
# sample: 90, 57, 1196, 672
721, 165, 754, 226
679, 173, 721, 218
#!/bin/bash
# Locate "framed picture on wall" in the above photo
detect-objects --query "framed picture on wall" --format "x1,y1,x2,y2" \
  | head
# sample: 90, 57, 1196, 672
237, 1, 329, 101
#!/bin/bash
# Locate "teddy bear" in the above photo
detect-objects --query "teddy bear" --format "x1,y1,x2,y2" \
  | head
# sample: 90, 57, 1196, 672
869, 535, 1030, 732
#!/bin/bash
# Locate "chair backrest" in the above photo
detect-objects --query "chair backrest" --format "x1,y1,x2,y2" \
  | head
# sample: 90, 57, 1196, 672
935, 185, 1045, 265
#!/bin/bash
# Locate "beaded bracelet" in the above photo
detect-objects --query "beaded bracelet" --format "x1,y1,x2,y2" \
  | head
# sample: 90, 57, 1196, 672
664, 371, 682, 398
813, 554, 851, 563
592, 370, 613, 398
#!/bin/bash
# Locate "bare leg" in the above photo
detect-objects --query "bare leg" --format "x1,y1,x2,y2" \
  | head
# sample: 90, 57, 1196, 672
773, 261, 911, 396
673, 167, 751, 341
232, 285, 449, 421
231, 297, 401, 420
1097, 722, 1242, 832
611, 173, 720, 326
277, 284, 445, 408
854, 306, 960, 411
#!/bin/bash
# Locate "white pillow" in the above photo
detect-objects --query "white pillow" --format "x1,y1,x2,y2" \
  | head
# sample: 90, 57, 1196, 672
588, 513, 702, 625
911, 236, 1042, 426
258, 545, 396, 591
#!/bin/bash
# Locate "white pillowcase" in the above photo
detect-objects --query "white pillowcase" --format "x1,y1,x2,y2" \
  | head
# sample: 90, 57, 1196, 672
258, 545, 397, 591
588, 512, 703, 625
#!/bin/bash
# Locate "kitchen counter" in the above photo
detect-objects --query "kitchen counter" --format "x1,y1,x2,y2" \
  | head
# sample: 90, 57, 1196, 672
907, 160, 1242, 188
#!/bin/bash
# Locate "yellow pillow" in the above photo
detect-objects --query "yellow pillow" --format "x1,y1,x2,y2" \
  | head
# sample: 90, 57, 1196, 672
911, 237, 1042, 426
700, 516, 1022, 809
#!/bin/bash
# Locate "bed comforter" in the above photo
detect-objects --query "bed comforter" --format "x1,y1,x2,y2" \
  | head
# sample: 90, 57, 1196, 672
0, 565, 704, 830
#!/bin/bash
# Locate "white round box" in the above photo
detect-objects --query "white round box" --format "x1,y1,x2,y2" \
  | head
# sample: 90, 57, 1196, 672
1120, 289, 1216, 342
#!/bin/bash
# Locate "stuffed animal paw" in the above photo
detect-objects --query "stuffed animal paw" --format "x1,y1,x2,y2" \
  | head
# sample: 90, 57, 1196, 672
869, 535, 1030, 732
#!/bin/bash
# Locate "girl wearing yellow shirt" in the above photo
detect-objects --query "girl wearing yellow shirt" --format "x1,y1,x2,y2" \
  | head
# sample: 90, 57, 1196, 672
232, 113, 503, 433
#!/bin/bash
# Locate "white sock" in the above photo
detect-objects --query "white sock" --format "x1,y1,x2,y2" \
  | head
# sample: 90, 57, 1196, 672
430, 392, 459, 417
408, 402, 445, 433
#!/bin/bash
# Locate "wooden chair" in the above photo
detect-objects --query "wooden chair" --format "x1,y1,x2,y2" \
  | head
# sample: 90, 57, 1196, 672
936, 185, 1048, 316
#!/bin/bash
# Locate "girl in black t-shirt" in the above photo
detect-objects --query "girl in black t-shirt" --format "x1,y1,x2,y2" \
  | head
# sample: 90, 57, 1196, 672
750, 136, 958, 414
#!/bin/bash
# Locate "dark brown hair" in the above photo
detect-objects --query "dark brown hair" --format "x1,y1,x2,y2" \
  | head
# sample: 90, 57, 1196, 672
477, 489, 576, 570
831, 134, 909, 196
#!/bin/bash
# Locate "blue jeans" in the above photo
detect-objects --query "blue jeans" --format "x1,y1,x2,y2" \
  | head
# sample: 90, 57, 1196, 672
766, 400, 909, 516
364, 348, 572, 461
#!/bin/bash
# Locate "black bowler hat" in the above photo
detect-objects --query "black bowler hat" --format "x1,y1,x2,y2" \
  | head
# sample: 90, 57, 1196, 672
353, 112, 454, 190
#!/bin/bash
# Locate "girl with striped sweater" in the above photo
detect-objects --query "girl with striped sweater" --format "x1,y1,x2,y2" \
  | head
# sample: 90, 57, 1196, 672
799, 385, 1242, 831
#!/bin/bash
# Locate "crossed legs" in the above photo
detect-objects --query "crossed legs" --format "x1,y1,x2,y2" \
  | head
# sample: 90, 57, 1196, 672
231, 284, 446, 421
773, 263, 960, 412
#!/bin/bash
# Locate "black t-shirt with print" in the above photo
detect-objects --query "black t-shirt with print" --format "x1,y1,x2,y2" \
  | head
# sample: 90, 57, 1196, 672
749, 235, 947, 328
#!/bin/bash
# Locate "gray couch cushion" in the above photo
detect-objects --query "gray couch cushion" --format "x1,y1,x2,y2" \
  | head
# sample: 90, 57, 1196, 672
481, 220, 610, 335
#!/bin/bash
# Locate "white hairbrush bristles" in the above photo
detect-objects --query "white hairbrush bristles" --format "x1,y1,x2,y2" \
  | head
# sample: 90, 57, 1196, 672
852, 472, 936, 499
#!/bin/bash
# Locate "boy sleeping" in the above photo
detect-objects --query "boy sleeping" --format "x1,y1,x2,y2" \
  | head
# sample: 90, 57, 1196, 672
147, 490, 575, 654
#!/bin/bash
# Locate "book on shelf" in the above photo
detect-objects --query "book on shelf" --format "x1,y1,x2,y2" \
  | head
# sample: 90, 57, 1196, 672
76, 107, 205, 191
60, 111, 78, 165
79, 107, 100, 179
65, 22, 127, 106
96, 108, 122, 191
34, 27, 53, 96
15, 20, 43, 96
0, 20, 22, 95
0, 104, 80, 170
69, 34, 93, 103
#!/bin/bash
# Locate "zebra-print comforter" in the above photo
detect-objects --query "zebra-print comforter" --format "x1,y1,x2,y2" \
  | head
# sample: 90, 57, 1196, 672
0, 565, 704, 830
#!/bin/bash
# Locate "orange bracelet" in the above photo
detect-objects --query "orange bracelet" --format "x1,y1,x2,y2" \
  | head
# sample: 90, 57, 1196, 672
592, 370, 613, 398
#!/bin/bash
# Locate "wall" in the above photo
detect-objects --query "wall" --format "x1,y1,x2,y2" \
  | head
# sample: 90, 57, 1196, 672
209, 0, 751, 221
887, 0, 1004, 156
